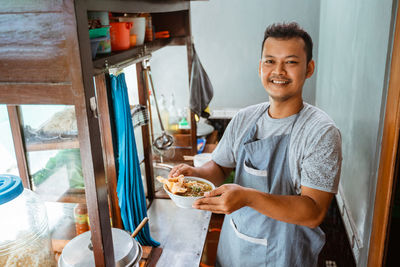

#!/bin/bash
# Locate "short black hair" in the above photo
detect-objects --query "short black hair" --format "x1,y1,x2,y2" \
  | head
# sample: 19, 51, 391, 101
261, 22, 313, 63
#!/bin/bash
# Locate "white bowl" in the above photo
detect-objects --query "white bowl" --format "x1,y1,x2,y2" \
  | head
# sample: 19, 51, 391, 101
164, 176, 215, 209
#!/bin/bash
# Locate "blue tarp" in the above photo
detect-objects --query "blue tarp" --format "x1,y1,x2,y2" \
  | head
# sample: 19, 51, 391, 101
110, 73, 159, 246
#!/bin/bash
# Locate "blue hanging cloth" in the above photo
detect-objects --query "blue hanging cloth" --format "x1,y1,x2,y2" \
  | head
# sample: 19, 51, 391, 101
110, 73, 160, 247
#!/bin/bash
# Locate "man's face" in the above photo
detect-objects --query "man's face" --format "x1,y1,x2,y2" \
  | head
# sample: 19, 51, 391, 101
259, 37, 314, 103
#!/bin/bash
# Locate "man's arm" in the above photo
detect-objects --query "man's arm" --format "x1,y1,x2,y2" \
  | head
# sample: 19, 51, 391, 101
193, 184, 333, 228
169, 160, 233, 187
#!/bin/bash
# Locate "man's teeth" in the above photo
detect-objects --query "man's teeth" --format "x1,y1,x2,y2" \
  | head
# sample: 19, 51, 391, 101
272, 80, 289, 84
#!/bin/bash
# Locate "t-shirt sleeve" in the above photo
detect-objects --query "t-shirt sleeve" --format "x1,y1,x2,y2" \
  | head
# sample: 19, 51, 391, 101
211, 114, 239, 168
300, 125, 342, 193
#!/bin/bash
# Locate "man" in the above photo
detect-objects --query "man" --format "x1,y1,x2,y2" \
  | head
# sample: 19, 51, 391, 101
170, 22, 342, 267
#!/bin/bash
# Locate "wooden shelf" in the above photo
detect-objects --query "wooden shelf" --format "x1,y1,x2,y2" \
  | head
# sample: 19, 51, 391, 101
26, 138, 79, 152
57, 188, 86, 204
85, 0, 190, 13
92, 36, 188, 73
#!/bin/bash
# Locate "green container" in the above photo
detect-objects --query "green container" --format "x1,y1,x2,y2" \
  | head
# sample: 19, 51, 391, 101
89, 27, 109, 39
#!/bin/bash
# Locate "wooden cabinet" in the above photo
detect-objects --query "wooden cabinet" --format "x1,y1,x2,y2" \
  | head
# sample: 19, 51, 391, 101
0, 1, 197, 266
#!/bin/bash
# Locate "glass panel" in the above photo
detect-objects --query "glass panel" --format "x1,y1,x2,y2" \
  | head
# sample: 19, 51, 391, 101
0, 105, 18, 175
27, 149, 84, 202
18, 105, 84, 204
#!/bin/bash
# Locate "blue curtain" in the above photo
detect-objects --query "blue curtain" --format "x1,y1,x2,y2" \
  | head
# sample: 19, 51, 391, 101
110, 73, 160, 246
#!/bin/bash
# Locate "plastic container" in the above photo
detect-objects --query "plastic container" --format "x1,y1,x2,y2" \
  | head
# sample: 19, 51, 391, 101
130, 34, 137, 47
89, 27, 109, 39
88, 11, 111, 54
90, 36, 107, 59
0, 175, 56, 266
97, 29, 112, 54
178, 117, 190, 134
110, 22, 133, 51
87, 11, 110, 26
119, 17, 145, 46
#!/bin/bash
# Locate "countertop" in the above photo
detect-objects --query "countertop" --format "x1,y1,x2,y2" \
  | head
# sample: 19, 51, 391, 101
147, 198, 211, 267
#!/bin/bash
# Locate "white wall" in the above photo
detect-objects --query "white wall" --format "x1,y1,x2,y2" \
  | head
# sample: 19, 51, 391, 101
316, 0, 395, 265
149, 0, 321, 113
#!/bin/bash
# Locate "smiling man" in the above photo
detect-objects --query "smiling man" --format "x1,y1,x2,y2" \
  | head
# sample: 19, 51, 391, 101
170, 22, 342, 267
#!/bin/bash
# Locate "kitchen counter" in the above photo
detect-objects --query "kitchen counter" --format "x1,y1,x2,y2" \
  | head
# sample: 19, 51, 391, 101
147, 198, 212, 267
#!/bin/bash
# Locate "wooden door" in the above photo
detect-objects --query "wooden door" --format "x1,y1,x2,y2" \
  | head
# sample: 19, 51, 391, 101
368, 4, 400, 266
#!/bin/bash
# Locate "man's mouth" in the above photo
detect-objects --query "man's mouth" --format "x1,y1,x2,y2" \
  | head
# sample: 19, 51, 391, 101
268, 78, 291, 85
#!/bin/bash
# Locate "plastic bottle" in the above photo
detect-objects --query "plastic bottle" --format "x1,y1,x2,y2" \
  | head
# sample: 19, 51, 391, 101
74, 203, 89, 235
158, 94, 169, 130
0, 175, 56, 266
167, 94, 179, 134
178, 117, 190, 134
148, 89, 159, 137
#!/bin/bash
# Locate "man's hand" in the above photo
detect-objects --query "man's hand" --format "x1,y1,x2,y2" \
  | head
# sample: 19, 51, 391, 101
169, 163, 197, 178
193, 183, 333, 228
192, 184, 249, 214
168, 161, 233, 186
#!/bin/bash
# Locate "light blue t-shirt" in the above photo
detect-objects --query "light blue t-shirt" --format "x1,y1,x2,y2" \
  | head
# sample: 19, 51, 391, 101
212, 102, 342, 194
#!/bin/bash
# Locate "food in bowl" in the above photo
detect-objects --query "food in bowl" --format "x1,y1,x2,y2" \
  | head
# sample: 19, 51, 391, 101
156, 175, 215, 208
156, 175, 212, 197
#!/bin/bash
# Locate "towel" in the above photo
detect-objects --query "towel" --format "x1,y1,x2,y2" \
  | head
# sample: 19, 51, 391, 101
189, 45, 214, 118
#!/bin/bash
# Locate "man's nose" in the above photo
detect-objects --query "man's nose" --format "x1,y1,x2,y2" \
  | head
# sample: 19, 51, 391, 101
272, 62, 286, 75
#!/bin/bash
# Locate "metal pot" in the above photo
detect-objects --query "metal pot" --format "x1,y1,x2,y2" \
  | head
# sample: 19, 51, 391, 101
58, 228, 142, 267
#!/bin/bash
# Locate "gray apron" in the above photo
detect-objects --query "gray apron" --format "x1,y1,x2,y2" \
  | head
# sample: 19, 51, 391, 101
216, 106, 325, 267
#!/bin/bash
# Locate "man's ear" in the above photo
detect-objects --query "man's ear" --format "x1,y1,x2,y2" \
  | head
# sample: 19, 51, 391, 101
258, 60, 262, 77
306, 60, 315, 78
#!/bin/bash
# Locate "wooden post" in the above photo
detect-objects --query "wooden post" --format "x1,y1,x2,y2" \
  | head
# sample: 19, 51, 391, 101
7, 105, 31, 189
74, 1, 114, 266
95, 74, 123, 229
185, 7, 197, 156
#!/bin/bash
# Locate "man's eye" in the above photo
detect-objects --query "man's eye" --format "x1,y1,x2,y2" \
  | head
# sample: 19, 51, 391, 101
264, 60, 273, 64
286, 61, 298, 64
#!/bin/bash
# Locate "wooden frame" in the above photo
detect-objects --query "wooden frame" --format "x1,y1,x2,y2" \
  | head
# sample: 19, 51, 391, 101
368, 3, 400, 266
7, 106, 31, 189
1, 0, 196, 266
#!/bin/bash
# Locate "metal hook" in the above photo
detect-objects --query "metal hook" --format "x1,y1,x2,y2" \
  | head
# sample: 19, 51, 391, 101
105, 59, 109, 70
89, 97, 98, 119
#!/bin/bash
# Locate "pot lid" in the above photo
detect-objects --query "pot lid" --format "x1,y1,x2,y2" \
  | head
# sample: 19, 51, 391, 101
59, 228, 140, 267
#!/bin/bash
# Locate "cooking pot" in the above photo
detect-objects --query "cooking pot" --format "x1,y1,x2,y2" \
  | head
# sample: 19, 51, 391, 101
58, 228, 142, 267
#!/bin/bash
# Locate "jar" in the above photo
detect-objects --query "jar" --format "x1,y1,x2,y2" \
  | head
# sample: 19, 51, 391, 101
74, 203, 89, 235
0, 175, 56, 266
141, 13, 153, 42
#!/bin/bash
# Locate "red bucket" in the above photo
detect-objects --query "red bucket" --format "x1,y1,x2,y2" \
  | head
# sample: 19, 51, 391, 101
110, 22, 133, 51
